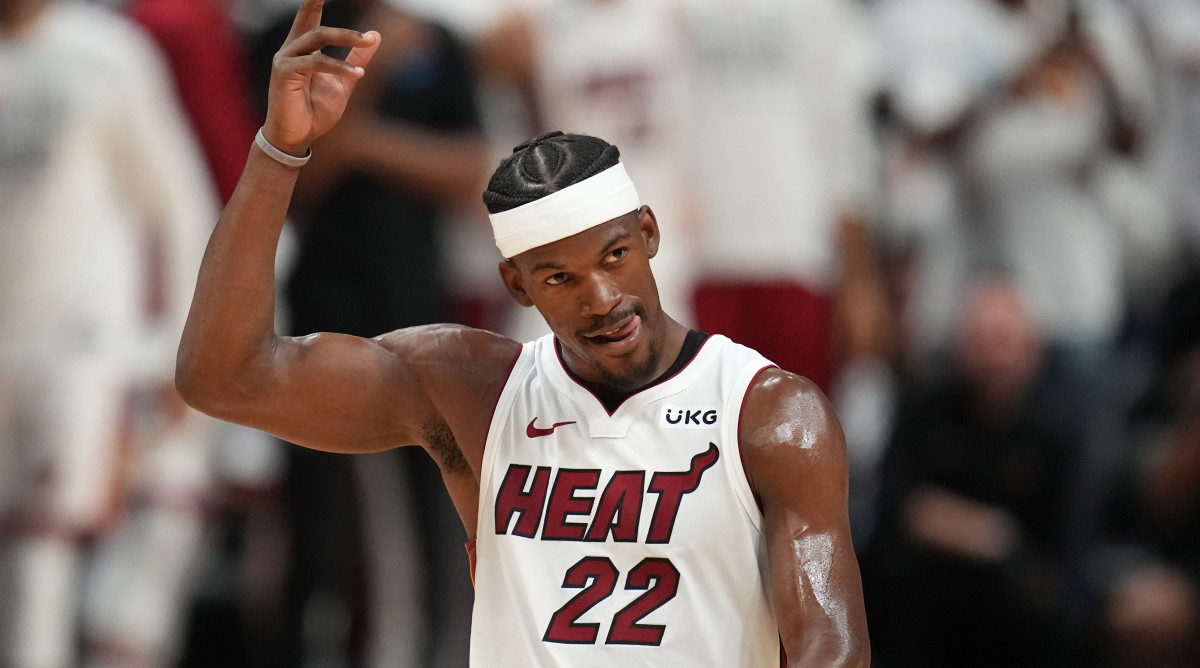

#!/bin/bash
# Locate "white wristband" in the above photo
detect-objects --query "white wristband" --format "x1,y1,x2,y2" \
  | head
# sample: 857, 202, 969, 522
254, 128, 311, 167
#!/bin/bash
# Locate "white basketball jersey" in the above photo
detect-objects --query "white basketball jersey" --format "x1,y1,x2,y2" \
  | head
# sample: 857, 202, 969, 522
471, 333, 782, 666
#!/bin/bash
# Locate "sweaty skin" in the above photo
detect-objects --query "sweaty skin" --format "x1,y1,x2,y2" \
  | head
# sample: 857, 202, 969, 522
174, 0, 870, 664
742, 370, 870, 665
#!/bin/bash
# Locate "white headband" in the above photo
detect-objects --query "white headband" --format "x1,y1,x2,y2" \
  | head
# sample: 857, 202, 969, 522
489, 162, 641, 258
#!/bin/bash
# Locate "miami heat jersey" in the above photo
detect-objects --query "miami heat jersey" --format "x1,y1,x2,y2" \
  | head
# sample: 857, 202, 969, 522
471, 333, 781, 666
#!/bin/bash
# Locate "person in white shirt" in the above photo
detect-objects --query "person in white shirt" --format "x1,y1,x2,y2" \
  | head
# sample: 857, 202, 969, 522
0, 1, 216, 665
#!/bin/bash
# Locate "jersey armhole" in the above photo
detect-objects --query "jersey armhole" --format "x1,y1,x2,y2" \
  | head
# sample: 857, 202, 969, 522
475, 343, 532, 538
725, 363, 776, 537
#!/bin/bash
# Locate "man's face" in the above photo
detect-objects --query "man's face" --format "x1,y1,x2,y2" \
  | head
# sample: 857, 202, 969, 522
956, 279, 1042, 403
499, 207, 665, 392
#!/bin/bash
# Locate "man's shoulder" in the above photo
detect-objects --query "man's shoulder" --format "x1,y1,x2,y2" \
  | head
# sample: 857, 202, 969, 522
741, 366, 841, 448
375, 323, 523, 379
374, 324, 524, 447
738, 366, 847, 504
747, 365, 822, 396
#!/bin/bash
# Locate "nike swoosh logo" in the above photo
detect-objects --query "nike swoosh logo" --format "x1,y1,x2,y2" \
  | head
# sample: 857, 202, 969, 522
527, 418, 577, 438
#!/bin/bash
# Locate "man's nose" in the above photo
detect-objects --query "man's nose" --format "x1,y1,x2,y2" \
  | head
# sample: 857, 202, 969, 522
579, 271, 622, 318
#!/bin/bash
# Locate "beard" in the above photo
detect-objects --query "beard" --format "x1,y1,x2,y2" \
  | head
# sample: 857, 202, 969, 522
596, 339, 661, 393
578, 305, 662, 394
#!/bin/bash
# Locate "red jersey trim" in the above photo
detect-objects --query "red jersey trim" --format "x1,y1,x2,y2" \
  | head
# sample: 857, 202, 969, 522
465, 536, 478, 588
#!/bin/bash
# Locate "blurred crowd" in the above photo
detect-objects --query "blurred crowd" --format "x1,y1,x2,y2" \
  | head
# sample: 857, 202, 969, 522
1, 0, 1198, 666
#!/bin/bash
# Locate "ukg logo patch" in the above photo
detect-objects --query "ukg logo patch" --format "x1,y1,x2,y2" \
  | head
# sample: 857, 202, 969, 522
659, 405, 719, 429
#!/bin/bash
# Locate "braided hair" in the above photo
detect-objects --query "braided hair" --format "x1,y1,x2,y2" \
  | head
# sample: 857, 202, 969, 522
483, 132, 621, 214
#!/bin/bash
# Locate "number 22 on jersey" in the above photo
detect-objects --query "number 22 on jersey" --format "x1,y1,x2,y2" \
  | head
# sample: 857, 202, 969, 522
544, 556, 680, 646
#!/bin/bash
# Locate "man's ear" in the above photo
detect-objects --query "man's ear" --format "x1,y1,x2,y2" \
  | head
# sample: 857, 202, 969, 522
498, 260, 535, 307
637, 205, 660, 259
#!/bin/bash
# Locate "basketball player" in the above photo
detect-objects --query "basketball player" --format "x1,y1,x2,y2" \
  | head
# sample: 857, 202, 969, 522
175, 0, 870, 664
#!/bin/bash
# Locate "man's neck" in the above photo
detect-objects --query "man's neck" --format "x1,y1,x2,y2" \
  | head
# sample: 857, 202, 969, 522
649, 315, 690, 377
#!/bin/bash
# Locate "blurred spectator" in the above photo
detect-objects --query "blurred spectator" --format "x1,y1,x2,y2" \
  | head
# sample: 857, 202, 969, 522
861, 277, 1076, 667
1100, 0, 1200, 323
248, 1, 489, 665
1079, 270, 1200, 668
958, 12, 1127, 396
679, 0, 895, 551
119, 0, 294, 663
682, 0, 889, 395
0, 0, 216, 665
873, 0, 1148, 443
872, 0, 1066, 366
859, 1, 1200, 666
80, 394, 216, 668
475, 0, 697, 340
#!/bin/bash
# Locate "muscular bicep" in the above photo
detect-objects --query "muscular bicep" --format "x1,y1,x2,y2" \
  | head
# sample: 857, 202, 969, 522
198, 329, 432, 453
741, 370, 870, 667
185, 324, 517, 456
268, 330, 436, 451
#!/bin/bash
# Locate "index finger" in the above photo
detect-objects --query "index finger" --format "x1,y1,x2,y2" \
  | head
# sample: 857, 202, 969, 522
285, 0, 326, 45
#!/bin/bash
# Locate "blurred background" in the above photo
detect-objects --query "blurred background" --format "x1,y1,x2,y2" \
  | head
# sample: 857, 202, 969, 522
1, 0, 1199, 665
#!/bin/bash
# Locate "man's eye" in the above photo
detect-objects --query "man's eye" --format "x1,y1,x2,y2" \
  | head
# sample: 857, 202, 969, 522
607, 248, 628, 262
546, 273, 568, 285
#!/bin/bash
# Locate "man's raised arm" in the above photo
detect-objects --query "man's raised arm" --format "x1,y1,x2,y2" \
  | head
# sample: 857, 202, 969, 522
175, 0, 510, 455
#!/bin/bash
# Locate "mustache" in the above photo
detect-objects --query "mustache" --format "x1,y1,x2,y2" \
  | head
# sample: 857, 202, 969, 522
579, 305, 642, 338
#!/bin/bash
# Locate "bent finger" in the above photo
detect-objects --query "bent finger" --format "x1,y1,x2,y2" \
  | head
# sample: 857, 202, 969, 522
279, 52, 367, 79
279, 25, 375, 59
